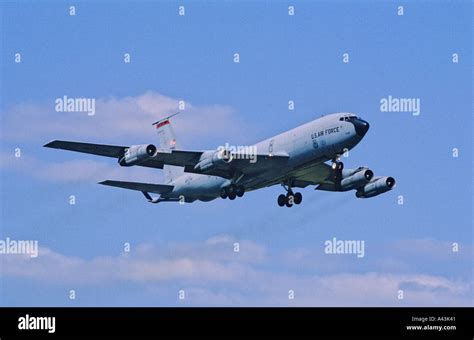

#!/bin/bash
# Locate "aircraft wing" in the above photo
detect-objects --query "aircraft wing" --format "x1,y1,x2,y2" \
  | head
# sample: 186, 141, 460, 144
44, 140, 127, 158
176, 151, 289, 179
229, 160, 333, 191
43, 140, 165, 169
154, 150, 290, 179
44, 140, 289, 179
244, 163, 332, 190
287, 162, 333, 187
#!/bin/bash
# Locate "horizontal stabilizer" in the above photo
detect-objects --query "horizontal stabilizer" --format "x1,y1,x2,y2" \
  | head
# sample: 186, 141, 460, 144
99, 180, 174, 194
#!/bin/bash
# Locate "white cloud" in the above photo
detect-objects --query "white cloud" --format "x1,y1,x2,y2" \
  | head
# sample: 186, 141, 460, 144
1, 91, 246, 146
0, 237, 260, 286
389, 238, 468, 259
277, 238, 472, 276
1, 237, 471, 306
1, 91, 251, 183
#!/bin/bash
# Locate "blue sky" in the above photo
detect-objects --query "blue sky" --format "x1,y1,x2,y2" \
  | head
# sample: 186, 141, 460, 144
0, 0, 472, 306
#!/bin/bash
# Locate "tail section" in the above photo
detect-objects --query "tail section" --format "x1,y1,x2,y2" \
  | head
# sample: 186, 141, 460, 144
99, 180, 177, 204
152, 113, 184, 184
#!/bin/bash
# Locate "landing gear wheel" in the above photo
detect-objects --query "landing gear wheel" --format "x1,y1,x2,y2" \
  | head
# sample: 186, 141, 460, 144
227, 184, 236, 195
286, 193, 294, 207
331, 160, 344, 191
220, 187, 228, 199
277, 194, 286, 207
294, 192, 302, 205
228, 192, 236, 200
236, 185, 245, 197
331, 160, 344, 171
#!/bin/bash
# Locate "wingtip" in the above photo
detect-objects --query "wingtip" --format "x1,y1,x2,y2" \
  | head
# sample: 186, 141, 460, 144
43, 140, 57, 148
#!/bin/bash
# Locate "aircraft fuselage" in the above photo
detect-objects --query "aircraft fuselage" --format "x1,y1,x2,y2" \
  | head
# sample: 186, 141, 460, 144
166, 112, 369, 202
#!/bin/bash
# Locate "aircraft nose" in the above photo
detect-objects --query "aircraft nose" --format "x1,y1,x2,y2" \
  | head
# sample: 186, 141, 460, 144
352, 118, 370, 137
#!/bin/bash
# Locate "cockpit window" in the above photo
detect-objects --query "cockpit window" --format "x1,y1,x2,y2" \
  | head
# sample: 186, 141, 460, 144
340, 115, 359, 121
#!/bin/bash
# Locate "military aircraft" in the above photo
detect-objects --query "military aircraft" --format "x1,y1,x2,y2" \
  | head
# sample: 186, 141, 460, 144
44, 112, 395, 207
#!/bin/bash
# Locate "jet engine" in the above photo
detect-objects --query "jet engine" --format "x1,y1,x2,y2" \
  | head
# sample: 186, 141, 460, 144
118, 144, 157, 166
356, 176, 396, 198
194, 149, 233, 171
340, 167, 374, 191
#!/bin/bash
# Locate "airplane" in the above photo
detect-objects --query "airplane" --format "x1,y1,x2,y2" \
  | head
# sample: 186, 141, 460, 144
44, 112, 395, 207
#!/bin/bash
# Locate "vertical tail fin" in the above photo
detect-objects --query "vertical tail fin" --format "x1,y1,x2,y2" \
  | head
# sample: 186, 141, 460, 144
152, 113, 184, 184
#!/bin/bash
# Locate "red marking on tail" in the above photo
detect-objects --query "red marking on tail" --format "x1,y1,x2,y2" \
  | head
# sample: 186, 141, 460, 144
155, 120, 170, 129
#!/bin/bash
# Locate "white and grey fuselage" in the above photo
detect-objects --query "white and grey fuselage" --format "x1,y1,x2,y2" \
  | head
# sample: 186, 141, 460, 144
44, 111, 394, 205
166, 112, 369, 202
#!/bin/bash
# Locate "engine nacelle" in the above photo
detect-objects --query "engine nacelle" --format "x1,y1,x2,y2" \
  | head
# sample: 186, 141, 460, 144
194, 149, 233, 171
340, 167, 374, 191
118, 144, 156, 166
356, 176, 396, 198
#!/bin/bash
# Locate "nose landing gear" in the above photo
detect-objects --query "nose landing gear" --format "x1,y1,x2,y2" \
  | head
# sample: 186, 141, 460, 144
277, 182, 303, 208
331, 158, 344, 191
277, 194, 287, 207
331, 155, 344, 171
331, 161, 343, 171
293, 192, 303, 204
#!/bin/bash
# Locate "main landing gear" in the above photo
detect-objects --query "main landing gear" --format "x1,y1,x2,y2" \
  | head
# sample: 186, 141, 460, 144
220, 184, 245, 200
277, 182, 303, 208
